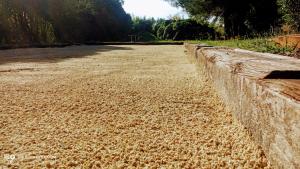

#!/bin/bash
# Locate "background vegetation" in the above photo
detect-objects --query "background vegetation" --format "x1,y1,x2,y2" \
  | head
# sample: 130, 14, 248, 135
131, 17, 220, 41
191, 39, 295, 55
0, 0, 299, 46
278, 0, 300, 32
165, 0, 299, 38
0, 0, 131, 45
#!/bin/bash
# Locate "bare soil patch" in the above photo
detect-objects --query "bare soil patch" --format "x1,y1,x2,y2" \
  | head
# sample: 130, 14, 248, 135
0, 45, 270, 168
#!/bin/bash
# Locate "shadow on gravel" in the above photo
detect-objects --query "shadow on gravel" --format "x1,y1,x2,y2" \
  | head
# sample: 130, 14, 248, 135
0, 45, 132, 65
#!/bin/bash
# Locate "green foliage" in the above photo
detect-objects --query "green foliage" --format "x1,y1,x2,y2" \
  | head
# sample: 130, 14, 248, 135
165, 0, 281, 38
130, 17, 157, 41
0, 0, 131, 45
278, 0, 300, 31
130, 17, 219, 41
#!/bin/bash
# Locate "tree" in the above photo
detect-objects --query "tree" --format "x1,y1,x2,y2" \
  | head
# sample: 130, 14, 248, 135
130, 17, 218, 41
165, 0, 280, 38
0, 0, 132, 45
130, 17, 157, 41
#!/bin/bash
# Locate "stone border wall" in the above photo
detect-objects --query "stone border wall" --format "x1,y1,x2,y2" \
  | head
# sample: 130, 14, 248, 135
185, 43, 300, 169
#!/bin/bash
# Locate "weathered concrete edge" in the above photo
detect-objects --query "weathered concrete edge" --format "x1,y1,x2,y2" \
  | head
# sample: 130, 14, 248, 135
184, 43, 300, 169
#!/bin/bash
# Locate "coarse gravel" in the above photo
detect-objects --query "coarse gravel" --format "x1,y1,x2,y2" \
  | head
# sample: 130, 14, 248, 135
0, 45, 271, 168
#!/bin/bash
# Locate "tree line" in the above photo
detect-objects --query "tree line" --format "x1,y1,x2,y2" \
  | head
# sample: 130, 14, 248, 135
131, 17, 220, 41
165, 0, 299, 38
0, 0, 299, 45
0, 0, 131, 45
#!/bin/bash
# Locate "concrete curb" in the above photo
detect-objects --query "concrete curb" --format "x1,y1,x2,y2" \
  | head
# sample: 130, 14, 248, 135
185, 43, 300, 169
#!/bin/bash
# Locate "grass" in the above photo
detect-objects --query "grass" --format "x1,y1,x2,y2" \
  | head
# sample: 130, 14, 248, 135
187, 38, 297, 56
154, 38, 299, 58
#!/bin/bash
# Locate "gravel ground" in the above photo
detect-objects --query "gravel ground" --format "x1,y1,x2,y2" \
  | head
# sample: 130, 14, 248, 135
0, 45, 270, 168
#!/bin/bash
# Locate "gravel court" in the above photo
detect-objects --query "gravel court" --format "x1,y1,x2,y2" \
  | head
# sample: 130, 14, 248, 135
0, 45, 270, 168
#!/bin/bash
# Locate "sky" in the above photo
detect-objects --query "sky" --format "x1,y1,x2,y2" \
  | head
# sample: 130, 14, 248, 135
123, 0, 188, 19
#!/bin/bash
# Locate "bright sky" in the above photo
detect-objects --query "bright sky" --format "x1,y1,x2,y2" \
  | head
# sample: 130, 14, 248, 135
123, 0, 188, 19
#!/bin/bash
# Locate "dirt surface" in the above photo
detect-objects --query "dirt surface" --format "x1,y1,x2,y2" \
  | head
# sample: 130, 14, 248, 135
0, 45, 270, 168
273, 34, 300, 59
